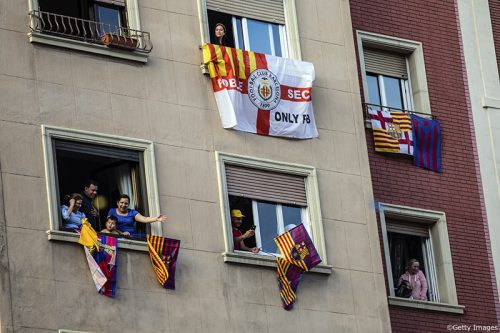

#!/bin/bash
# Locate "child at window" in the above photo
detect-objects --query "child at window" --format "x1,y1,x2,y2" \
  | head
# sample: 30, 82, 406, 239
101, 215, 130, 237
61, 193, 86, 230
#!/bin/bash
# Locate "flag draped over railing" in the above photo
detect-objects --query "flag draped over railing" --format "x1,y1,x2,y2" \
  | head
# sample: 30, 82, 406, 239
411, 114, 442, 172
202, 43, 318, 139
78, 219, 118, 297
368, 107, 442, 172
147, 235, 181, 289
274, 224, 321, 310
368, 108, 413, 155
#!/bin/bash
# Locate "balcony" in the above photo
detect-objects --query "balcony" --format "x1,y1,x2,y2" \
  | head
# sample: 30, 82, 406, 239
363, 103, 434, 128
28, 10, 153, 62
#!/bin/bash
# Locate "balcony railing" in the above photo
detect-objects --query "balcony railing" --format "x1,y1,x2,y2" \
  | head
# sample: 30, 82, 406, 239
363, 103, 435, 120
29, 10, 153, 53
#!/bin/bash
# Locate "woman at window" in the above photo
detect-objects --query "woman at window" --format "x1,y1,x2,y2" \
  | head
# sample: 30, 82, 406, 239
107, 194, 167, 236
214, 23, 227, 46
61, 193, 86, 230
398, 258, 428, 301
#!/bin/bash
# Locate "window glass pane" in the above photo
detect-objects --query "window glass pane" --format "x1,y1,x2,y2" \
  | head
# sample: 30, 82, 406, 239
256, 201, 278, 253
383, 76, 403, 110
96, 5, 121, 34
282, 205, 302, 232
234, 17, 244, 49
247, 19, 272, 54
272, 24, 282, 57
367, 73, 381, 107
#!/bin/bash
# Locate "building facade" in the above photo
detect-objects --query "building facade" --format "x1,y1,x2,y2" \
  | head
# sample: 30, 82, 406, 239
0, 0, 393, 332
350, 0, 500, 332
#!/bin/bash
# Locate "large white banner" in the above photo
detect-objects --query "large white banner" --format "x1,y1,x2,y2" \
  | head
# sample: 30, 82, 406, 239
203, 44, 318, 139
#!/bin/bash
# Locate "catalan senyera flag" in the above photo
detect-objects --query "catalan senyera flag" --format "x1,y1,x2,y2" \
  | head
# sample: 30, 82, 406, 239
274, 224, 322, 271
368, 108, 413, 155
147, 235, 180, 289
276, 257, 304, 310
411, 114, 442, 172
79, 221, 118, 297
202, 43, 318, 139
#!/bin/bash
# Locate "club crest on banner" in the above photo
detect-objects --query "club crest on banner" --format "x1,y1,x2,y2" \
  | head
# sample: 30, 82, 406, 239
387, 123, 402, 140
291, 241, 309, 261
248, 69, 281, 110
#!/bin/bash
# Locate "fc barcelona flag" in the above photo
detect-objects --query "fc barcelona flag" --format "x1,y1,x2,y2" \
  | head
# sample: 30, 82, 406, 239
78, 221, 117, 297
411, 114, 442, 172
368, 108, 413, 155
274, 224, 321, 271
202, 43, 318, 139
147, 235, 180, 289
276, 257, 304, 310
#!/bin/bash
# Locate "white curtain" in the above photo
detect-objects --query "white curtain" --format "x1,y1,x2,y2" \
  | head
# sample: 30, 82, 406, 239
115, 164, 135, 209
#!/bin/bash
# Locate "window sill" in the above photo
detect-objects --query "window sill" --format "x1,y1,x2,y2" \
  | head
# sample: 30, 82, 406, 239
47, 230, 148, 252
388, 296, 465, 314
222, 251, 332, 274
29, 32, 148, 63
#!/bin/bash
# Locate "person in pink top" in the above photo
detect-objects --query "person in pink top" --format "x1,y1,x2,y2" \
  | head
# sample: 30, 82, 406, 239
398, 258, 428, 301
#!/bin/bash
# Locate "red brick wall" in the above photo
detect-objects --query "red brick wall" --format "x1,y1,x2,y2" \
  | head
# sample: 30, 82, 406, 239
488, 0, 500, 77
349, 0, 500, 331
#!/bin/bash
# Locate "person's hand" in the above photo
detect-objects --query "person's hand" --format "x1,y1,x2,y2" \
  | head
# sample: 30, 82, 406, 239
69, 198, 75, 206
122, 231, 130, 236
156, 215, 167, 222
250, 247, 260, 254
243, 229, 255, 239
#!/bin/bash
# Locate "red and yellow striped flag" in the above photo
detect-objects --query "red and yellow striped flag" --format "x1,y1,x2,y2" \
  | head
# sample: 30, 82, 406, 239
147, 235, 180, 289
368, 108, 413, 155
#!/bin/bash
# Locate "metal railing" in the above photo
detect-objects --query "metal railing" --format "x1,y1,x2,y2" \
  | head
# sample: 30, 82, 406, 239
363, 103, 435, 120
29, 10, 153, 53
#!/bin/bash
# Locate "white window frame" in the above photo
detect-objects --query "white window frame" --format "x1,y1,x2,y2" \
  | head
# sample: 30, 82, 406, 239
249, 201, 309, 256
197, 0, 301, 60
234, 17, 288, 57
357, 31, 431, 115
368, 73, 413, 111
215, 151, 331, 274
379, 203, 465, 314
42, 125, 162, 251
27, 0, 147, 63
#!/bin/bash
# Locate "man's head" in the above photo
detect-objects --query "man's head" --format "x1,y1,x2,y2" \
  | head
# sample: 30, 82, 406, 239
83, 180, 98, 199
231, 209, 245, 228
105, 215, 118, 231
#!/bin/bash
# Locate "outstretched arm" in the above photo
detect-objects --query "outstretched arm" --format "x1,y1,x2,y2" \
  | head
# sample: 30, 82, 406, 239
135, 213, 167, 224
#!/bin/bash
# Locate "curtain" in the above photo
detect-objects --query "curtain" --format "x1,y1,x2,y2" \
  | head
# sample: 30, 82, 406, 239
115, 164, 135, 209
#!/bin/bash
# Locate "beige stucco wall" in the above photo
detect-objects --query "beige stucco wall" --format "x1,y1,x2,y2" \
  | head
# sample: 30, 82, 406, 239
0, 0, 391, 332
457, 0, 500, 301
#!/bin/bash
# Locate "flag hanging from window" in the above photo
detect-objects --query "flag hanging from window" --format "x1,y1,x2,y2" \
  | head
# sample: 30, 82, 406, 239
147, 235, 181, 289
274, 224, 321, 310
202, 43, 318, 139
79, 220, 118, 297
411, 114, 442, 172
276, 257, 304, 310
274, 224, 322, 271
368, 108, 413, 155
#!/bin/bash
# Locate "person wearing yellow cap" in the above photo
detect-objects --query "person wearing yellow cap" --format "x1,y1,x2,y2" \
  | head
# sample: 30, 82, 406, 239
231, 209, 259, 254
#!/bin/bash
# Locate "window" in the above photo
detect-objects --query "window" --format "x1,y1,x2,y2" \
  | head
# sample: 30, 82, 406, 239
199, 0, 302, 59
379, 203, 465, 313
215, 152, 329, 272
42, 126, 162, 241
28, 0, 152, 62
357, 31, 431, 115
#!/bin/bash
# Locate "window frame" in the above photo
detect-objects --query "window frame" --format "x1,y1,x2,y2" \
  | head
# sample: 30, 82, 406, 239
42, 125, 162, 250
28, 0, 147, 63
197, 0, 302, 60
357, 31, 431, 115
215, 151, 331, 274
379, 203, 465, 314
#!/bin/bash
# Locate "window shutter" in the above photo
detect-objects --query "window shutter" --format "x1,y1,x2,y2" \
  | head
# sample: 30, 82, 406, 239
225, 164, 307, 206
386, 219, 429, 237
206, 0, 285, 25
54, 140, 140, 162
364, 48, 408, 79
